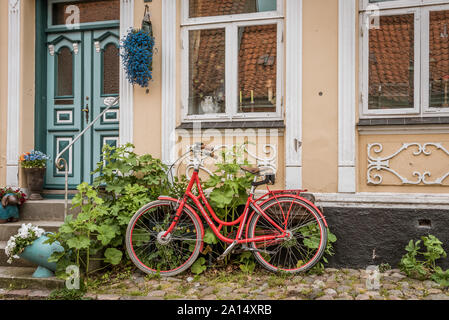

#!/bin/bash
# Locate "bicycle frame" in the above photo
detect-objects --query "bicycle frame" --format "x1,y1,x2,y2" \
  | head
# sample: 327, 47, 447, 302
162, 169, 289, 245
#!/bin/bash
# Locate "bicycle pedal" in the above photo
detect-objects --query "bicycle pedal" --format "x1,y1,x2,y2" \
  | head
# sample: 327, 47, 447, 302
217, 240, 238, 261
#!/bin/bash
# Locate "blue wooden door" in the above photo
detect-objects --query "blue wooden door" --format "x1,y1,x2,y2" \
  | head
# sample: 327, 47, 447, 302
45, 28, 120, 189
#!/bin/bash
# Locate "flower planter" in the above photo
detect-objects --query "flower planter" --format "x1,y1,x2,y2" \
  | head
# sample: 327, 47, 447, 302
24, 167, 46, 200
0, 193, 20, 223
19, 234, 64, 278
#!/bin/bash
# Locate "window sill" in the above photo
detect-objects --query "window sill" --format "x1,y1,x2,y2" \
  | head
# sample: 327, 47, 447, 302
357, 117, 449, 135
357, 116, 449, 127
176, 120, 285, 130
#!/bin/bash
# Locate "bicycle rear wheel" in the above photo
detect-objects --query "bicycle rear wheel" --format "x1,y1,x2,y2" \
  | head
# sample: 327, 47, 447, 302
248, 196, 327, 273
126, 200, 202, 277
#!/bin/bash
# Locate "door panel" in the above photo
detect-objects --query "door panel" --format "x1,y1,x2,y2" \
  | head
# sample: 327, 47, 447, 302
46, 32, 83, 189
45, 28, 119, 189
91, 29, 120, 184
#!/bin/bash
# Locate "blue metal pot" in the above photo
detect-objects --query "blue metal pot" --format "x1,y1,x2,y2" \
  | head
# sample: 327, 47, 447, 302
20, 234, 64, 278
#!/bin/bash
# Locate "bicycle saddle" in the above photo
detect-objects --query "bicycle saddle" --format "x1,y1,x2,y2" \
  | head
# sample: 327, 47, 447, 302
240, 166, 261, 175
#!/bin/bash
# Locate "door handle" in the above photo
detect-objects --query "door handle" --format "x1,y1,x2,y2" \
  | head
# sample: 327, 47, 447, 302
82, 97, 89, 124
294, 138, 302, 152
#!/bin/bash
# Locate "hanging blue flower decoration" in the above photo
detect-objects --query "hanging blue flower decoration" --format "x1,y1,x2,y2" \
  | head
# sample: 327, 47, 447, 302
121, 28, 155, 89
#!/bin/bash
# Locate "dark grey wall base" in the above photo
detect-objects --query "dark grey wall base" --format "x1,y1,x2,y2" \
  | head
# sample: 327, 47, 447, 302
323, 206, 449, 269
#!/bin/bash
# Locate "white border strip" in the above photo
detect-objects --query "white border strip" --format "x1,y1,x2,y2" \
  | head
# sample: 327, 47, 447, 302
315, 192, 449, 210
6, 0, 21, 187
285, 0, 303, 189
338, 0, 357, 193
119, 0, 134, 145
161, 0, 177, 165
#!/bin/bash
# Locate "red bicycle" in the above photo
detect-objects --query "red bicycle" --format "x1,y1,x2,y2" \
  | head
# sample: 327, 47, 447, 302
126, 143, 328, 276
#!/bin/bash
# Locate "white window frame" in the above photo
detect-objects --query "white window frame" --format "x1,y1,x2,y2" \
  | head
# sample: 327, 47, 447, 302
360, 0, 449, 11
360, 2, 449, 118
181, 0, 284, 122
181, 0, 284, 26
422, 3, 449, 114
360, 8, 421, 117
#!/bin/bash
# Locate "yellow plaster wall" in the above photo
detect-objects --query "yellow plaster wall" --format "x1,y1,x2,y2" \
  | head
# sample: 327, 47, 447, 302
359, 134, 449, 193
18, 0, 36, 188
132, 0, 162, 158
302, 0, 339, 193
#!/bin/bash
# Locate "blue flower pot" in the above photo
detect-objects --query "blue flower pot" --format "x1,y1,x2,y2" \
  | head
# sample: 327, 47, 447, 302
20, 234, 64, 278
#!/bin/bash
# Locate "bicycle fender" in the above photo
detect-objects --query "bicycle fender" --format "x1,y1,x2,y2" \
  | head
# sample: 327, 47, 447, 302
255, 194, 328, 228
158, 196, 205, 251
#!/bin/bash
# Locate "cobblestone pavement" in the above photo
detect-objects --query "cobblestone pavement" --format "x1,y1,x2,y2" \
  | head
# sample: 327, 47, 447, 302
1, 268, 449, 300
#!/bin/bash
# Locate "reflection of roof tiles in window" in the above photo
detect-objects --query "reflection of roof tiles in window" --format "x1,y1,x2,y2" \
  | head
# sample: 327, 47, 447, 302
239, 24, 277, 99
189, 0, 255, 18
369, 11, 449, 107
430, 11, 449, 98
189, 1, 277, 103
190, 29, 226, 96
190, 25, 277, 99
369, 14, 414, 105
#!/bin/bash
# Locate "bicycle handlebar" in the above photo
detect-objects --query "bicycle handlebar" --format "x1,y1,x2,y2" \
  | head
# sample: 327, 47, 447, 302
192, 142, 217, 159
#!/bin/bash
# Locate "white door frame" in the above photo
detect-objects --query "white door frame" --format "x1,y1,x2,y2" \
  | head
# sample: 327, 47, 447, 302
119, 0, 134, 146
285, 0, 303, 189
161, 0, 177, 165
338, 0, 357, 193
6, 0, 21, 187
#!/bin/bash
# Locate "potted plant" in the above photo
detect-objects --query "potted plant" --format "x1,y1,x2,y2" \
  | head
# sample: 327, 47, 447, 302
4, 223, 63, 278
121, 21, 155, 92
0, 187, 27, 223
19, 150, 50, 200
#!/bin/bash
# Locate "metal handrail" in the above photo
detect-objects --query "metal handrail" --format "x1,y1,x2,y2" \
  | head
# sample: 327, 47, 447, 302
55, 96, 120, 219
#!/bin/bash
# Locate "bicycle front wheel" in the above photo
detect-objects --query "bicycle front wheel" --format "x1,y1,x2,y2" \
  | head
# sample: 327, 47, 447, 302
126, 200, 202, 277
248, 196, 328, 274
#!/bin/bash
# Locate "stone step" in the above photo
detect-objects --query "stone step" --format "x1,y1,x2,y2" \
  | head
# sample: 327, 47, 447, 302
0, 266, 64, 290
19, 199, 79, 222
0, 241, 35, 268
0, 220, 63, 242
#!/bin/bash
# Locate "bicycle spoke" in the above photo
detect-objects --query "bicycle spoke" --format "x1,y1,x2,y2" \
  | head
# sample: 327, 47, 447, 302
128, 202, 200, 274
250, 197, 326, 273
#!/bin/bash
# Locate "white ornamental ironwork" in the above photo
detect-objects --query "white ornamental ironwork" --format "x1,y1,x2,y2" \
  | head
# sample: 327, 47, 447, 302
367, 143, 449, 185
176, 144, 277, 179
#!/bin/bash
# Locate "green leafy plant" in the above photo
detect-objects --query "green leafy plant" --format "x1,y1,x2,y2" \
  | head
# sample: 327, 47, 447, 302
379, 263, 391, 273
47, 287, 87, 300
46, 183, 123, 279
92, 143, 170, 200
431, 267, 449, 287
399, 235, 447, 283
189, 145, 254, 274
191, 257, 207, 275
300, 226, 337, 274
48, 144, 188, 281
238, 251, 256, 274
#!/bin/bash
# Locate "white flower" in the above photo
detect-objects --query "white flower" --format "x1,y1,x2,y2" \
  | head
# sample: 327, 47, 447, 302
4, 224, 46, 262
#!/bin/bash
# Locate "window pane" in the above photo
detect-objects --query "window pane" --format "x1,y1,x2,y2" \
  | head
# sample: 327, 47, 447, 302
102, 43, 119, 95
429, 10, 449, 109
368, 14, 414, 110
52, 0, 120, 25
57, 47, 73, 97
189, 0, 276, 18
238, 24, 277, 113
188, 29, 226, 115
